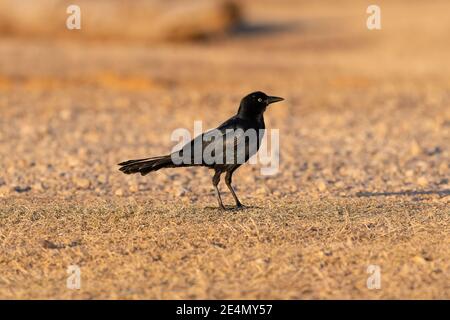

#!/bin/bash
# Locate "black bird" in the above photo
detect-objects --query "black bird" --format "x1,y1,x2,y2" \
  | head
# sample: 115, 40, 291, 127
118, 91, 284, 209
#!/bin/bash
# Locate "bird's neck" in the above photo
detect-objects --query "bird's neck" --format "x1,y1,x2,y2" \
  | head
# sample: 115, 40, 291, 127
237, 105, 265, 123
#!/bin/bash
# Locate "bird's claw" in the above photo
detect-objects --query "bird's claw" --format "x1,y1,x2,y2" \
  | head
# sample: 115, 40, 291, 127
217, 204, 245, 211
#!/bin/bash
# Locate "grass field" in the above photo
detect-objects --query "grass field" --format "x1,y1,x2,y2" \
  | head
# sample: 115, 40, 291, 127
0, 0, 449, 299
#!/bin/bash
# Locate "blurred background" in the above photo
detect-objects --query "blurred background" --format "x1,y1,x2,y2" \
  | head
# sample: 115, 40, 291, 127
0, 0, 448, 201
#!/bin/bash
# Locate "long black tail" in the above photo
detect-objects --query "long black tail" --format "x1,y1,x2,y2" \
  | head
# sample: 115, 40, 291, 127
118, 155, 174, 176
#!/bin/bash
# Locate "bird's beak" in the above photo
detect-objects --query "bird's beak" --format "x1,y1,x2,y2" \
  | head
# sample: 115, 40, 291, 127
267, 96, 284, 105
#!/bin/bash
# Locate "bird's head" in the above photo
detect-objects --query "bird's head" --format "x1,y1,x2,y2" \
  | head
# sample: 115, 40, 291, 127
237, 91, 284, 119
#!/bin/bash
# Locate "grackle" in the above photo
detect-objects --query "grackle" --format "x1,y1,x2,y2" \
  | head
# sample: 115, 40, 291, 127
118, 91, 284, 209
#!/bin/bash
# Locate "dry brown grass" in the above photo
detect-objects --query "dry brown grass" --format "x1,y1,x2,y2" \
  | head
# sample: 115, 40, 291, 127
1, 196, 449, 299
0, 0, 449, 299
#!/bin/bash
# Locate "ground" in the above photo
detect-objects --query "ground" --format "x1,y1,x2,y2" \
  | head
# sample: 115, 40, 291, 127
0, 0, 449, 299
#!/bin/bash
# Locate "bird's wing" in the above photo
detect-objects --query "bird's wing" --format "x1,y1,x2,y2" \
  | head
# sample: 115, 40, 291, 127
170, 116, 261, 166
199, 126, 261, 165
174, 128, 258, 165
169, 128, 222, 165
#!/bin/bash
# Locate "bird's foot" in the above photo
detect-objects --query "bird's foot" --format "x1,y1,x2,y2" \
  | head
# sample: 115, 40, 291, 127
235, 202, 246, 210
216, 203, 246, 211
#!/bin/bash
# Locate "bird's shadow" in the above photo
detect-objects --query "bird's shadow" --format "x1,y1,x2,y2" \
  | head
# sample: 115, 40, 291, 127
355, 189, 450, 198
229, 21, 303, 38
203, 205, 261, 212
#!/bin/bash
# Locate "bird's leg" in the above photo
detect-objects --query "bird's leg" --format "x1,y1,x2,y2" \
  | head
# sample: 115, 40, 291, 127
225, 170, 243, 208
212, 170, 225, 210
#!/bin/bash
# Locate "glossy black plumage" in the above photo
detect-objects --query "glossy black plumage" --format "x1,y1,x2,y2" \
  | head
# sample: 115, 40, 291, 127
118, 91, 284, 209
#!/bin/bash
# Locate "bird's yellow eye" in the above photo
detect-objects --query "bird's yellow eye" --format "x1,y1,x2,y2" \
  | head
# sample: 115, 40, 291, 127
257, 98, 263, 102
